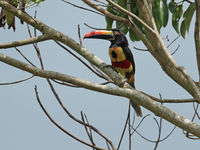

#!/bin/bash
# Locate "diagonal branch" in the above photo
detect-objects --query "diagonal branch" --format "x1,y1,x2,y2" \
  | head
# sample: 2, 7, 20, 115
81, 0, 200, 102
106, 0, 156, 34
0, 52, 200, 138
0, 34, 50, 49
34, 86, 105, 150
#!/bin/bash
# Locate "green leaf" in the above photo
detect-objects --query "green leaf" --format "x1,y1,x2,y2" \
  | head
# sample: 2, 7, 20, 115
9, 0, 18, 7
168, 1, 177, 13
5, 10, 14, 26
105, 6, 114, 29
175, 4, 183, 18
180, 3, 195, 38
129, 28, 140, 41
105, 16, 113, 29
153, 0, 162, 32
172, 14, 179, 33
180, 20, 186, 38
130, 0, 138, 15
171, 4, 183, 34
183, 3, 195, 32
116, 21, 128, 34
118, 0, 127, 9
160, 0, 169, 27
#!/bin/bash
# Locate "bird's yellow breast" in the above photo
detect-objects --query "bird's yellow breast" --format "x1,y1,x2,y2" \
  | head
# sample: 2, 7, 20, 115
109, 47, 126, 62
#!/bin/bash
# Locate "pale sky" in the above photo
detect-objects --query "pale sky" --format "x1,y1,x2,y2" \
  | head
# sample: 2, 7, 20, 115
0, 1, 199, 150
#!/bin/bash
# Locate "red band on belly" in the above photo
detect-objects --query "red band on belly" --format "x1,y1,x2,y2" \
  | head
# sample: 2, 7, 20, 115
111, 59, 131, 69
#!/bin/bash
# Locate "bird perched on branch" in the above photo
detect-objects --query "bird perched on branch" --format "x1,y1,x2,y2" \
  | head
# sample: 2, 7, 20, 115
84, 29, 142, 117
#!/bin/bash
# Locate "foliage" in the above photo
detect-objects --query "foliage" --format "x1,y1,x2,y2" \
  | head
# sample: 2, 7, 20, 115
0, 0, 45, 31
30, 0, 45, 4
106, 0, 196, 41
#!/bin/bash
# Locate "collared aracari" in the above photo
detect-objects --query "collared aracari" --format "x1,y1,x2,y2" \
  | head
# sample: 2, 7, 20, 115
84, 29, 142, 117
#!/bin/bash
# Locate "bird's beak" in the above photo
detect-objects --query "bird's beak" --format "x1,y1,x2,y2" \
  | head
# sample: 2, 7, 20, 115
83, 30, 115, 40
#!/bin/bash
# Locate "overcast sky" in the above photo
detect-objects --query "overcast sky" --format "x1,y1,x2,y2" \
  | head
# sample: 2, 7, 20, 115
0, 1, 199, 150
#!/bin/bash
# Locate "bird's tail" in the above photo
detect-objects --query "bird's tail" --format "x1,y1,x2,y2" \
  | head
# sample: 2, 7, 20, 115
130, 100, 142, 117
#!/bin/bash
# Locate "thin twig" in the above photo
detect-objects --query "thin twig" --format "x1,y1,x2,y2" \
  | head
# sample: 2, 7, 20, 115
167, 35, 180, 48
78, 24, 82, 46
128, 103, 132, 150
15, 47, 36, 67
153, 117, 162, 150
0, 75, 34, 85
117, 103, 130, 150
34, 86, 104, 150
0, 34, 50, 49
26, 24, 44, 69
61, 0, 104, 16
54, 41, 111, 81
133, 46, 148, 52
84, 23, 106, 30
81, 112, 96, 149
51, 79, 80, 87
192, 103, 200, 121
171, 44, 180, 55
46, 79, 116, 150
131, 114, 151, 135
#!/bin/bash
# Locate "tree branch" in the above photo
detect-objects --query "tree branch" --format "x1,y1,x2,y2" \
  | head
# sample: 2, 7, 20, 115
135, 0, 200, 101
34, 86, 105, 150
106, 0, 156, 34
0, 34, 50, 49
0, 52, 200, 138
81, 0, 200, 102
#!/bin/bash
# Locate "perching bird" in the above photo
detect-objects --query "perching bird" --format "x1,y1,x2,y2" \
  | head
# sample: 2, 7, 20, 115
84, 29, 142, 117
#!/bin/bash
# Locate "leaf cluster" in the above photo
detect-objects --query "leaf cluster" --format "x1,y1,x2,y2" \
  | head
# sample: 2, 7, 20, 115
105, 0, 196, 41
0, 0, 45, 31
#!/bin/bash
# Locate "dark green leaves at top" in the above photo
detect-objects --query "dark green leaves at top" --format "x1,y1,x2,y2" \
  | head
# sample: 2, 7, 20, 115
153, 0, 169, 32
105, 0, 196, 41
106, 0, 128, 34
172, 4, 183, 33
180, 3, 196, 38
105, 6, 114, 29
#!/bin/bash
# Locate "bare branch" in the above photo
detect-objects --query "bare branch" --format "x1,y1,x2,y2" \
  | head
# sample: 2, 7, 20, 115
61, 0, 104, 16
153, 117, 162, 150
0, 75, 34, 85
1, 1, 200, 138
117, 103, 130, 150
15, 47, 36, 67
167, 35, 180, 49
81, 112, 96, 148
46, 79, 116, 150
34, 86, 105, 150
1, 53, 200, 138
51, 79, 80, 87
54, 41, 111, 81
0, 34, 50, 49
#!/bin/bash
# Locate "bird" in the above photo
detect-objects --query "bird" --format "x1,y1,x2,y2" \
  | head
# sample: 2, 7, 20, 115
84, 29, 142, 117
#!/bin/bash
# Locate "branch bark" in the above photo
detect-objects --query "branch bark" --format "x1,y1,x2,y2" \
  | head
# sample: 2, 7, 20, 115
0, 52, 200, 138
135, 0, 200, 101
1, 0, 200, 138
82, 0, 200, 102
0, 34, 50, 49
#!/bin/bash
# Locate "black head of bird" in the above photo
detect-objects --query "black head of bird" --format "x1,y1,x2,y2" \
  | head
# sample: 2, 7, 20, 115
83, 29, 128, 48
